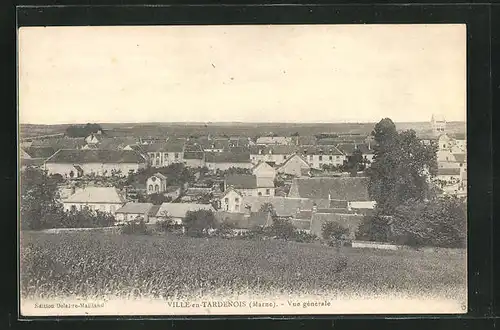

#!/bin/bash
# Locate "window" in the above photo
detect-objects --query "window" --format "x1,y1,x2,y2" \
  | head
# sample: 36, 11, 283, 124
155, 185, 159, 192
149, 184, 154, 192
175, 153, 179, 159
258, 192, 262, 196
224, 198, 229, 204
283, 155, 286, 160
265, 189, 270, 195
329, 156, 333, 160
309, 155, 313, 160
319, 156, 323, 161
235, 198, 240, 203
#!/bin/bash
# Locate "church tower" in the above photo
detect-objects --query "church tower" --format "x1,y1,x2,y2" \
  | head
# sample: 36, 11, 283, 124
431, 114, 446, 136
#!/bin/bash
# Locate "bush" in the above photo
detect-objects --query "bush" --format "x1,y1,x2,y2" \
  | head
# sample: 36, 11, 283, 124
155, 218, 180, 233
269, 218, 295, 241
121, 219, 150, 235
355, 212, 392, 242
292, 230, 318, 243
322, 222, 349, 240
183, 209, 217, 238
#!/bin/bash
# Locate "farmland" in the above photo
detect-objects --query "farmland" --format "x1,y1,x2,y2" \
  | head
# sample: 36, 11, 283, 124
20, 231, 466, 302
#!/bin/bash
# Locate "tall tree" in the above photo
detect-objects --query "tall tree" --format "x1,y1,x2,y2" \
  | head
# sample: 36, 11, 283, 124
367, 118, 437, 214
20, 167, 64, 230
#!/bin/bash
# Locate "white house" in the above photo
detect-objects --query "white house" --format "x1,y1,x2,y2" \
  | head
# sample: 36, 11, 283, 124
85, 134, 100, 145
44, 149, 148, 178
249, 145, 298, 166
115, 202, 154, 223
220, 188, 245, 212
277, 154, 311, 177
299, 145, 346, 169
146, 173, 168, 195
145, 142, 185, 167
62, 186, 127, 214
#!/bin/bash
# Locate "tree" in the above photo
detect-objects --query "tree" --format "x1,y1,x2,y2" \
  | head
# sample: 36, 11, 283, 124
183, 209, 217, 237
269, 218, 295, 241
355, 212, 392, 242
366, 118, 438, 214
392, 195, 466, 248
322, 222, 349, 240
20, 167, 64, 230
259, 202, 277, 219
155, 211, 178, 232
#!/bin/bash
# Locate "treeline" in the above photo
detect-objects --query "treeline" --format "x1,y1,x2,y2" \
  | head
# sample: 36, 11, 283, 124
65, 123, 103, 138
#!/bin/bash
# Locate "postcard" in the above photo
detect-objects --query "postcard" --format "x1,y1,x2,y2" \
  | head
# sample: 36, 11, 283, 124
18, 24, 467, 317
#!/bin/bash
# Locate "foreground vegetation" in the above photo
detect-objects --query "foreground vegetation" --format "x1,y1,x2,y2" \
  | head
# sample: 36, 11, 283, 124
20, 231, 466, 301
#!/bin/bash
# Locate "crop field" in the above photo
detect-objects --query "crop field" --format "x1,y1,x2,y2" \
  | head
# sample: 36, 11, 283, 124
20, 231, 467, 301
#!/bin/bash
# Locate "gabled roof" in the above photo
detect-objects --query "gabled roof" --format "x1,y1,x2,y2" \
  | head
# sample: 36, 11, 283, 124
23, 146, 57, 159
221, 187, 244, 199
20, 149, 32, 159
205, 152, 250, 163
115, 202, 154, 214
225, 174, 257, 189
46, 149, 147, 164
252, 161, 275, 173
256, 136, 292, 145
154, 203, 215, 218
30, 137, 86, 150
336, 143, 374, 156
150, 172, 167, 180
63, 187, 127, 204
147, 205, 161, 217
278, 154, 311, 170
290, 177, 371, 201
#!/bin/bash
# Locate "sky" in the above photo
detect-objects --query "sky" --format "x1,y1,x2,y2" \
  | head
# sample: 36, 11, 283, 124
18, 24, 466, 125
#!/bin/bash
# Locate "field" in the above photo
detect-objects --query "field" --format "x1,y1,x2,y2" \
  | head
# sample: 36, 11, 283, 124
20, 231, 467, 302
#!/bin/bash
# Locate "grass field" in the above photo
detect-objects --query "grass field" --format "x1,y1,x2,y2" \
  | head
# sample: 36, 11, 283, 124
20, 231, 467, 301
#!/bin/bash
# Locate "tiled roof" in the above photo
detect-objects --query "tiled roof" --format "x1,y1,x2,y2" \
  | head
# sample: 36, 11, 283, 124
205, 152, 250, 163
151, 172, 167, 180
225, 174, 257, 189
290, 177, 371, 201
147, 205, 161, 217
115, 202, 154, 214
240, 196, 330, 217
154, 203, 215, 218
278, 154, 310, 169
23, 146, 57, 159
46, 149, 147, 164
437, 168, 461, 176
30, 137, 86, 150
63, 187, 127, 204
183, 151, 204, 160
256, 136, 292, 145
336, 143, 374, 156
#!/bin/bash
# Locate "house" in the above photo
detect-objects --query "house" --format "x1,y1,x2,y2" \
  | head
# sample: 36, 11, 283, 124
256, 136, 293, 146
249, 145, 298, 166
44, 149, 148, 178
299, 145, 346, 169
251, 161, 276, 196
146, 173, 168, 195
149, 202, 215, 224
220, 188, 245, 212
85, 134, 101, 145
277, 154, 311, 177
20, 146, 56, 170
336, 143, 375, 166
62, 186, 126, 214
224, 172, 275, 197
115, 202, 154, 223
288, 177, 374, 209
204, 152, 253, 171
435, 168, 461, 185
145, 142, 185, 167
215, 209, 273, 229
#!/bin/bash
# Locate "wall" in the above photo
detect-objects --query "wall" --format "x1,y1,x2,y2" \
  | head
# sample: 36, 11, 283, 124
184, 158, 205, 168
348, 201, 376, 210
256, 187, 275, 197
146, 177, 167, 195
250, 153, 289, 166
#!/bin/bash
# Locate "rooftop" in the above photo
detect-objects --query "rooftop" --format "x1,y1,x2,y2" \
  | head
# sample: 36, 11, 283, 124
205, 152, 251, 163
290, 177, 371, 201
115, 202, 154, 214
46, 149, 147, 164
225, 174, 257, 189
154, 202, 215, 218
63, 186, 127, 204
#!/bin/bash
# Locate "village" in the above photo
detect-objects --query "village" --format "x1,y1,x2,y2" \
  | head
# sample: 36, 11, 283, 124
19, 114, 466, 240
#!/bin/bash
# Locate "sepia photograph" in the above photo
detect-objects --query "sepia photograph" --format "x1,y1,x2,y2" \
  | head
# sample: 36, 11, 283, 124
18, 24, 467, 316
